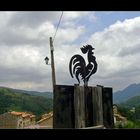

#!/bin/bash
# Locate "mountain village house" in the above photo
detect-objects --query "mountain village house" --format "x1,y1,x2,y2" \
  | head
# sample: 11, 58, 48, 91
0, 111, 36, 129
36, 111, 53, 128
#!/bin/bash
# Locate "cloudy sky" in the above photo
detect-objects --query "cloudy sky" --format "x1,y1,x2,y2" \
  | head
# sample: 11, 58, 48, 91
0, 11, 140, 92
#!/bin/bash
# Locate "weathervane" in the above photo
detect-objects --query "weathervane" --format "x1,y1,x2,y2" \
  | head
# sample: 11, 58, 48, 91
69, 44, 97, 87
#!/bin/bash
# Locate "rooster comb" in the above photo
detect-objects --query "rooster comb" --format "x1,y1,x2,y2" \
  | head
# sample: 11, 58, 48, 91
80, 44, 94, 54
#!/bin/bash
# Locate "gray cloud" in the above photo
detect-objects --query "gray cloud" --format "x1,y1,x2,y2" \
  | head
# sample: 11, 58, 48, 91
8, 12, 61, 28
86, 16, 140, 91
1, 12, 140, 93
0, 11, 89, 91
118, 43, 140, 57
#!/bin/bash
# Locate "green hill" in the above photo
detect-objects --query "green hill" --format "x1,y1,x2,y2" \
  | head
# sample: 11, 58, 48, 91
11, 88, 53, 99
0, 86, 53, 99
117, 95, 140, 122
119, 95, 140, 108
0, 87, 53, 120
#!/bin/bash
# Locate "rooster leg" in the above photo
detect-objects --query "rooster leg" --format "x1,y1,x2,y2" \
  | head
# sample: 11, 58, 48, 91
84, 79, 88, 87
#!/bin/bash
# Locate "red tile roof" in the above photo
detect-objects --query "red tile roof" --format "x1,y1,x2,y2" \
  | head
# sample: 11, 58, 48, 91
9, 111, 35, 118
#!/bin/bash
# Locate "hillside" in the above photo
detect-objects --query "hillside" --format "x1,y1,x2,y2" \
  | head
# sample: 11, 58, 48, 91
0, 86, 53, 99
117, 95, 140, 123
113, 83, 140, 103
11, 88, 53, 99
0, 87, 53, 120
119, 96, 140, 108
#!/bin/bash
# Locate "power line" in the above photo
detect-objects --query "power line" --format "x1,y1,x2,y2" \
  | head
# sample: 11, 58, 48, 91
52, 11, 63, 43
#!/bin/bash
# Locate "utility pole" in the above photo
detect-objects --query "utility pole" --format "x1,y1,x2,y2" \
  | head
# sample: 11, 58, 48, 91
49, 37, 56, 92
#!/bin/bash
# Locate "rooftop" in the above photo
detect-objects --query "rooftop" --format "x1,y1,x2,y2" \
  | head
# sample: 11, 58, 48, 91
9, 111, 35, 118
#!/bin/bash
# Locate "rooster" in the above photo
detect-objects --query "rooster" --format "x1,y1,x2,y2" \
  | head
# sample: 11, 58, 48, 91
69, 45, 97, 86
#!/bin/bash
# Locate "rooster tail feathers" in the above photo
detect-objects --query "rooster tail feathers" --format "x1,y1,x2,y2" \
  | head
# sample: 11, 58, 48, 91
69, 55, 80, 78
69, 56, 74, 78
69, 55, 86, 84
73, 62, 81, 75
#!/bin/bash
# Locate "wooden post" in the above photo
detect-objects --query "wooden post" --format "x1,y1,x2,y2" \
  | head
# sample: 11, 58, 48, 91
53, 85, 74, 128
74, 85, 85, 128
84, 86, 93, 127
53, 84, 114, 129
49, 37, 56, 92
102, 87, 114, 128
92, 86, 103, 126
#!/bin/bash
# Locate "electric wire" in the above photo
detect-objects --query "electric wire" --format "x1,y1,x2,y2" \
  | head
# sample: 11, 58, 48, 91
52, 11, 63, 43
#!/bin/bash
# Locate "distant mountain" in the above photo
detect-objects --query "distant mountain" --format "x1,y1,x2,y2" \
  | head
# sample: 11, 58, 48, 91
0, 87, 53, 120
0, 86, 53, 99
113, 83, 140, 103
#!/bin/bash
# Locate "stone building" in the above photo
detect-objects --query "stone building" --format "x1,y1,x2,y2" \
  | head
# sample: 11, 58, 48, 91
37, 112, 53, 128
0, 111, 36, 129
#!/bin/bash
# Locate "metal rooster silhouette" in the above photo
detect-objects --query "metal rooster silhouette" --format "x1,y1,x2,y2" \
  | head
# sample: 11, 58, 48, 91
69, 44, 97, 87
